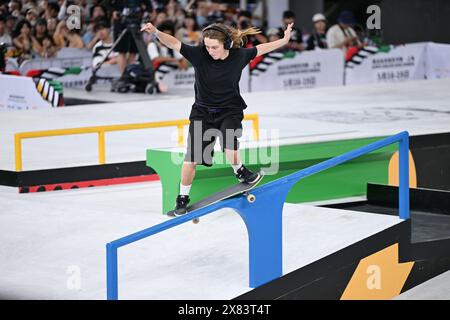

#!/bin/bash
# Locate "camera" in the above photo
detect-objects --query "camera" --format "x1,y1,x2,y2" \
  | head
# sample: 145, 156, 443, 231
121, 0, 142, 27
239, 19, 250, 30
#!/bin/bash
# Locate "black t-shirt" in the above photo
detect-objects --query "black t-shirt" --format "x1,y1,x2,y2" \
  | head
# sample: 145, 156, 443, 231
306, 32, 328, 50
180, 42, 257, 110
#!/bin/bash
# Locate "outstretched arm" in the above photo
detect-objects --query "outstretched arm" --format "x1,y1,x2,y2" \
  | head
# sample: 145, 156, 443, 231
141, 22, 182, 52
256, 22, 293, 57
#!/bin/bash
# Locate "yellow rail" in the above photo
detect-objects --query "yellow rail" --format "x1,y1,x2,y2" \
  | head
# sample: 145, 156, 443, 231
14, 114, 260, 171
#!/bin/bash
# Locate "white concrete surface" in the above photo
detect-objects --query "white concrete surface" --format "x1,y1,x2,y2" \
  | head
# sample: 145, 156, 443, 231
0, 181, 401, 300
1, 78, 450, 171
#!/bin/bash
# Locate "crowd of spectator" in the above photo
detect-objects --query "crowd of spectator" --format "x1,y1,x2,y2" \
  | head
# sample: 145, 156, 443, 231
0, 0, 373, 68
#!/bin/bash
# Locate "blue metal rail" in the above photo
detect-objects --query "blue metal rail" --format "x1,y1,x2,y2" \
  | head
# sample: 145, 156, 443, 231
106, 131, 410, 299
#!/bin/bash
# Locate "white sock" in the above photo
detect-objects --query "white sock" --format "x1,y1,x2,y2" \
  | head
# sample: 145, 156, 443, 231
231, 163, 243, 174
179, 183, 192, 196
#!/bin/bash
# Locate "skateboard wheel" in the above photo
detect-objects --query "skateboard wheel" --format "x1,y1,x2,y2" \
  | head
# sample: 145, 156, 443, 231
192, 218, 200, 224
247, 194, 256, 203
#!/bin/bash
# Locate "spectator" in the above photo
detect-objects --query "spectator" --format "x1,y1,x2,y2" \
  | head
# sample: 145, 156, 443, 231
236, 10, 252, 30
35, 34, 58, 58
25, 7, 39, 27
222, 6, 237, 26
353, 24, 372, 47
37, 0, 49, 16
12, 19, 33, 62
32, 18, 57, 58
265, 27, 287, 53
45, 2, 59, 21
173, 7, 186, 30
278, 10, 304, 52
32, 18, 48, 46
83, 19, 96, 49
147, 20, 188, 93
185, 0, 196, 14
73, 0, 89, 21
175, 12, 200, 45
306, 13, 328, 51
194, 0, 209, 28
53, 19, 84, 49
5, 15, 18, 35
22, 0, 37, 13
92, 20, 117, 68
82, 4, 108, 49
326, 10, 362, 54
206, 6, 225, 25
83, 17, 104, 50
0, 3, 8, 17
47, 16, 57, 35
90, 4, 107, 22
236, 10, 267, 47
148, 20, 187, 69
0, 15, 12, 45
154, 8, 168, 27
166, 0, 180, 23
8, 1, 22, 18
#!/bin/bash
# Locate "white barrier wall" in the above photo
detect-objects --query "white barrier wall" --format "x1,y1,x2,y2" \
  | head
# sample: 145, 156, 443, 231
145, 42, 450, 91
425, 42, 450, 79
345, 43, 428, 85
250, 49, 345, 91
3, 42, 449, 111
156, 64, 250, 93
0, 74, 52, 111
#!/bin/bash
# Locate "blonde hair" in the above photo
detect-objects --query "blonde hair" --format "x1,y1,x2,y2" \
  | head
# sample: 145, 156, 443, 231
202, 23, 261, 48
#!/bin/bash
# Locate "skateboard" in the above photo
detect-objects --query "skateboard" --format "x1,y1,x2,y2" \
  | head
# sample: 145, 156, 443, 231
166, 171, 264, 224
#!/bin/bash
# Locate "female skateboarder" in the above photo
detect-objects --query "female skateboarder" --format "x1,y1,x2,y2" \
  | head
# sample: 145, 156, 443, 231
141, 20, 293, 216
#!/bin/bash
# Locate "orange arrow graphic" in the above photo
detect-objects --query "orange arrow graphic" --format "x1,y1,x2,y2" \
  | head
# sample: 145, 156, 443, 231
341, 243, 414, 300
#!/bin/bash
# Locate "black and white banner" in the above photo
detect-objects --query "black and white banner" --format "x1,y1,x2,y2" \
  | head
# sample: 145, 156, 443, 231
345, 43, 427, 85
250, 49, 344, 91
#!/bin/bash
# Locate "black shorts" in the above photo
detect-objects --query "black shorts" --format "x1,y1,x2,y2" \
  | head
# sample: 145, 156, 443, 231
185, 106, 244, 167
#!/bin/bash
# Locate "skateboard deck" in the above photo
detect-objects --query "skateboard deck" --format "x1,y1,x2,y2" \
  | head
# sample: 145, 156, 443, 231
166, 172, 264, 223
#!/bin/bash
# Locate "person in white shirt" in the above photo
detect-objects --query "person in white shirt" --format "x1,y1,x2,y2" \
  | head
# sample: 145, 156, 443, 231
147, 20, 189, 93
92, 21, 118, 68
326, 10, 362, 54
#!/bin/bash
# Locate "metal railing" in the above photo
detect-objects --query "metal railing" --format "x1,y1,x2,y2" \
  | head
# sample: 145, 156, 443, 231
106, 131, 410, 299
14, 114, 259, 171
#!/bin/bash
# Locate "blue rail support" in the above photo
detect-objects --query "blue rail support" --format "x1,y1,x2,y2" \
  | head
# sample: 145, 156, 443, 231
106, 131, 410, 300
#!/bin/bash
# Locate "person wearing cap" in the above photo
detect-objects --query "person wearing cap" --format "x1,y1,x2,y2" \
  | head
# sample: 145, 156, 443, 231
8, 0, 22, 18
326, 10, 362, 53
266, 27, 288, 53
306, 13, 328, 51
25, 8, 39, 26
